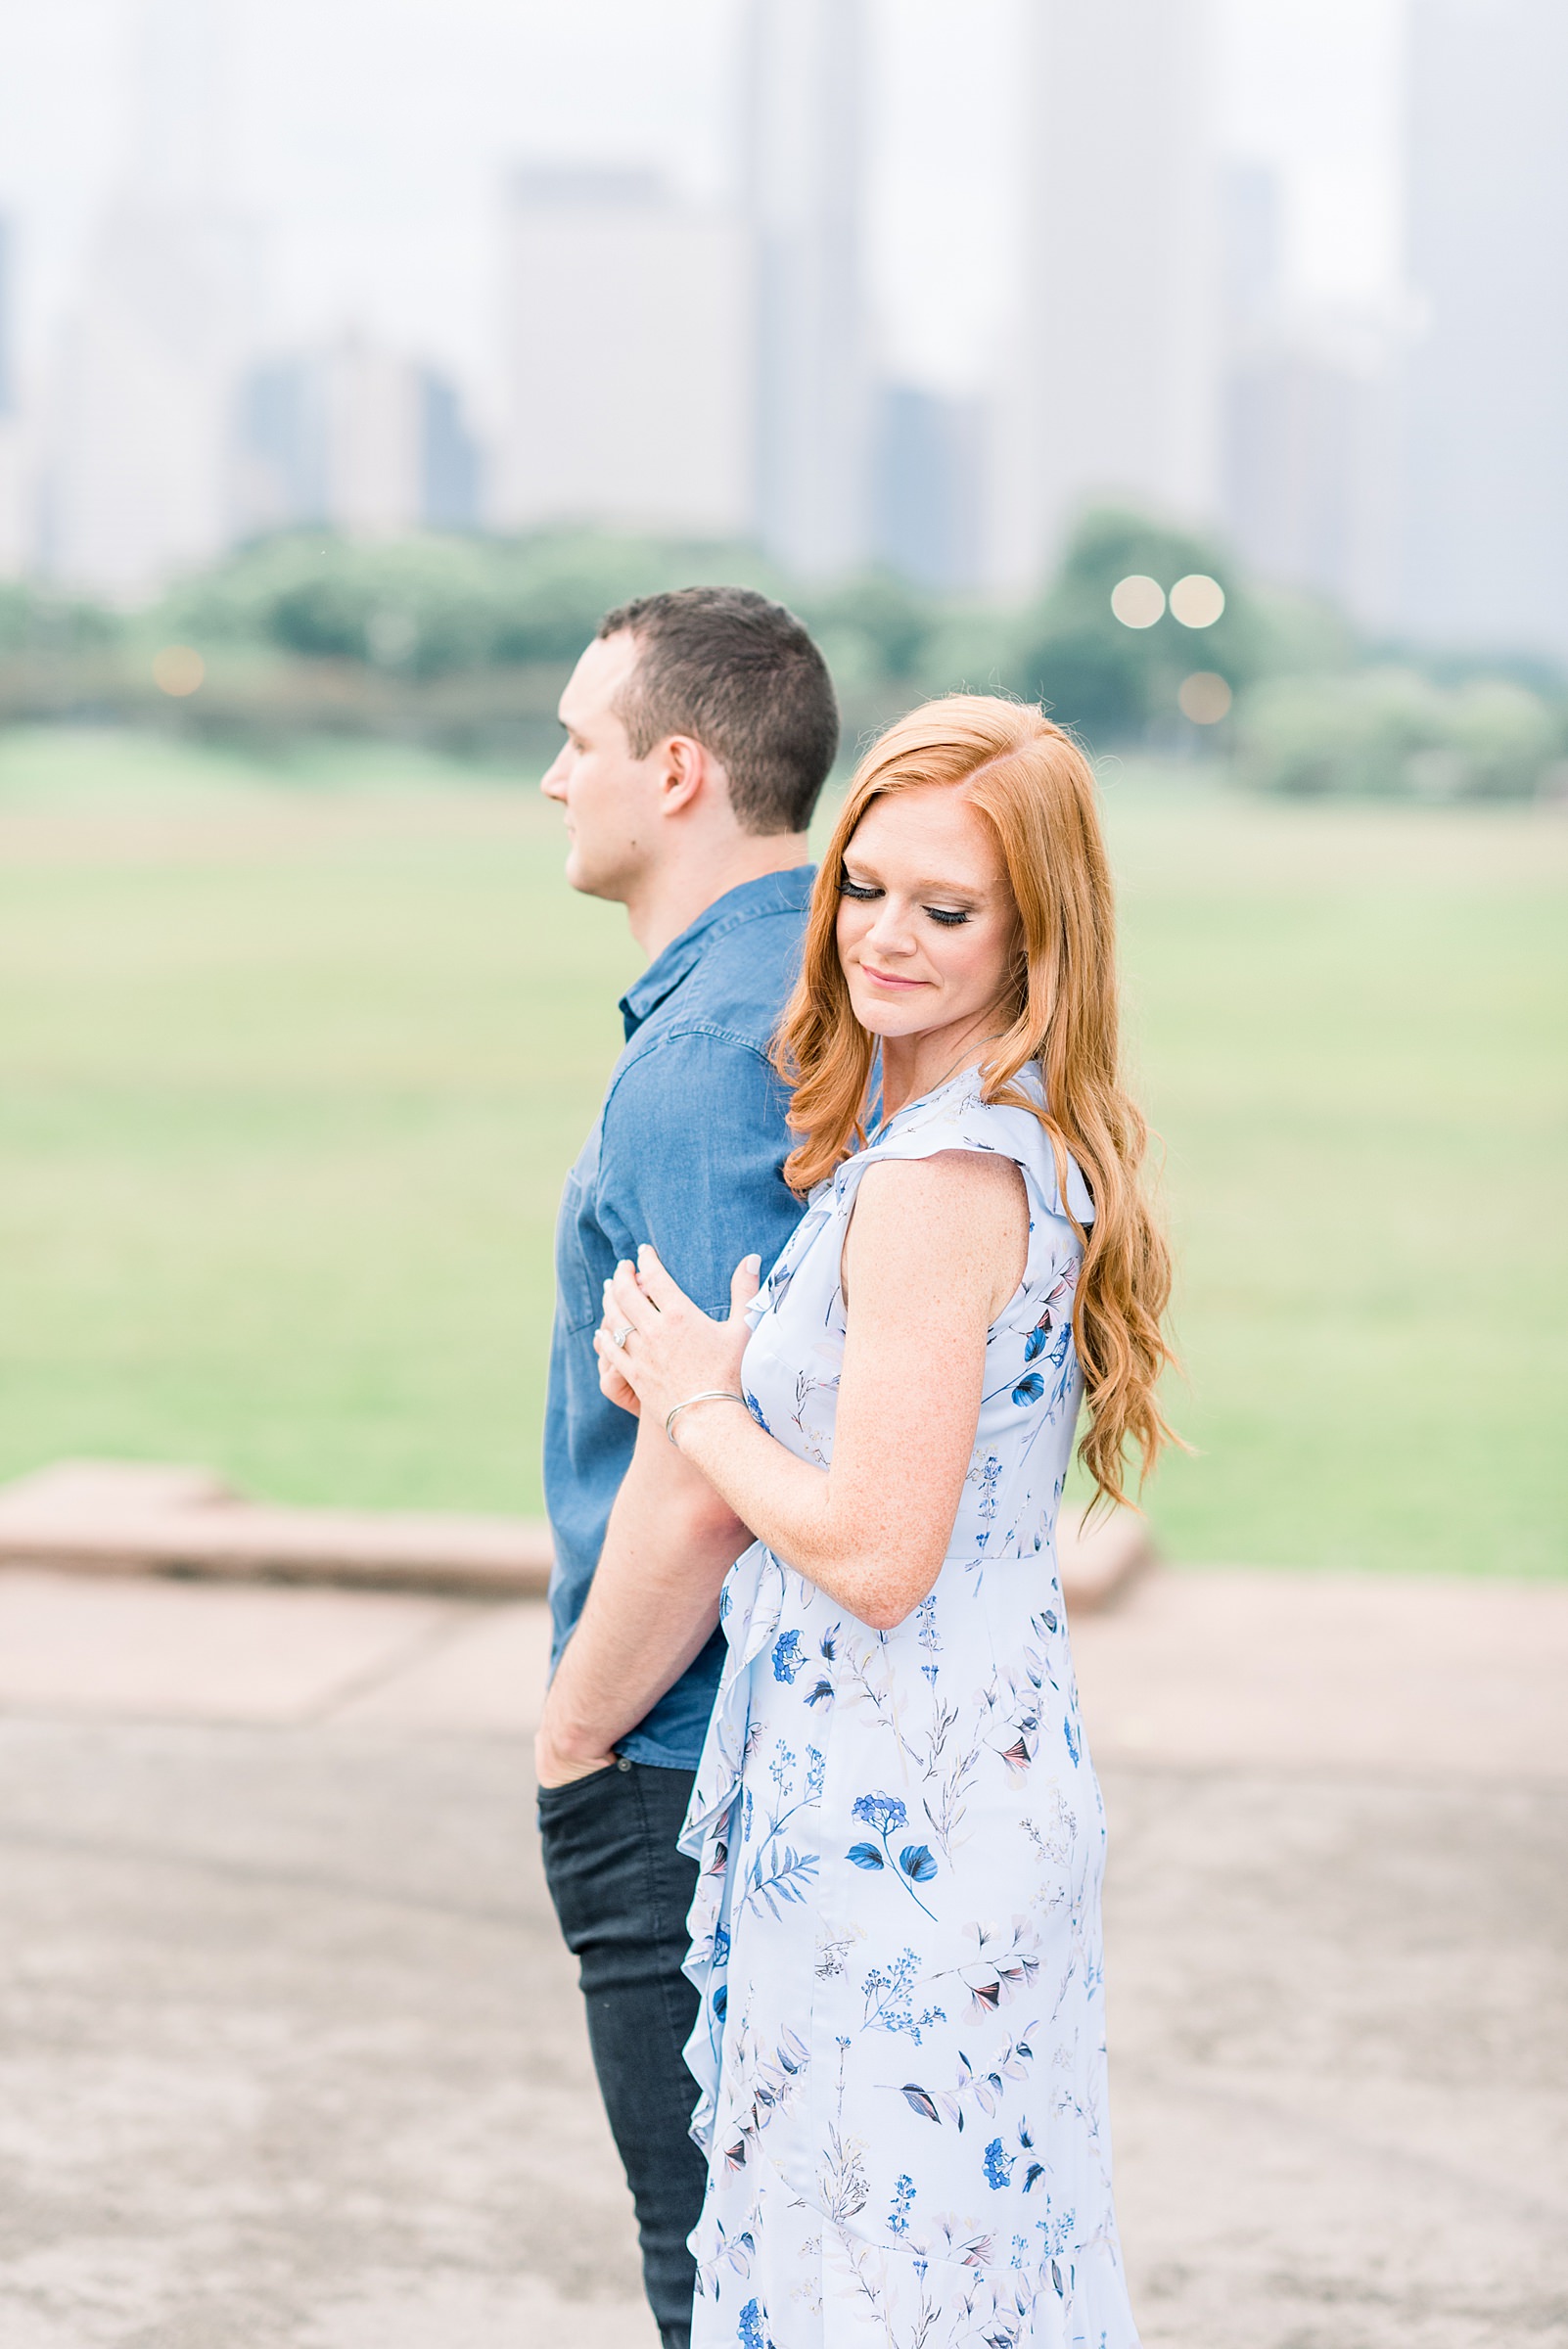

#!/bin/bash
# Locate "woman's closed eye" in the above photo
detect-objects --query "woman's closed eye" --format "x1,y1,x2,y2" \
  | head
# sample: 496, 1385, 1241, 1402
839, 875, 971, 928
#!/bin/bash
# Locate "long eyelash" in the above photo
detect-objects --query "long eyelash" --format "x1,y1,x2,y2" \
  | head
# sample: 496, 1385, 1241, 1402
839, 878, 880, 899
925, 907, 970, 927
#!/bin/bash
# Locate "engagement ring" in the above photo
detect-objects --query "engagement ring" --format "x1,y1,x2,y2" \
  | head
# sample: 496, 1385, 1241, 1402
612, 1325, 632, 1350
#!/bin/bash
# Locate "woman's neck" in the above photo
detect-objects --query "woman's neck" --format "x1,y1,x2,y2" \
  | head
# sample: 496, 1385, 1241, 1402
877, 1013, 1000, 1122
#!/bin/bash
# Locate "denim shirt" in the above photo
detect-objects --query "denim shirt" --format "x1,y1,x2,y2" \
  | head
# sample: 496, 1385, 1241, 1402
543, 867, 813, 1768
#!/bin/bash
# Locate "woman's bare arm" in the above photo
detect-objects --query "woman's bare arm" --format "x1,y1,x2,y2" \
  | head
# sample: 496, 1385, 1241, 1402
600, 1151, 1027, 1631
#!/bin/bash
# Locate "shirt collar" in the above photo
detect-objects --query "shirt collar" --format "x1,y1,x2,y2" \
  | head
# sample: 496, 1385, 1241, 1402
620, 865, 815, 1037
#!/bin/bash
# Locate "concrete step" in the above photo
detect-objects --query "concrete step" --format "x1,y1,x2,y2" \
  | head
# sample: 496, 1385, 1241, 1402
0, 1459, 1151, 1611
0, 1460, 554, 1596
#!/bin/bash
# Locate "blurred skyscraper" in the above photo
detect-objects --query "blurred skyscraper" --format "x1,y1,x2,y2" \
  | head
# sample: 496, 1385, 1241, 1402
494, 166, 753, 539
1402, 0, 1568, 657
0, 216, 14, 419
746, 0, 871, 576
421, 373, 484, 533
871, 386, 986, 593
1218, 165, 1401, 625
0, 214, 27, 576
45, 199, 256, 594
234, 337, 484, 541
988, 0, 1220, 592
42, 0, 256, 594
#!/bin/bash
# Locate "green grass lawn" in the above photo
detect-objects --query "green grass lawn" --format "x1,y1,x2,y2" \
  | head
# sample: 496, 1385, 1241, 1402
1, 726, 1563, 1575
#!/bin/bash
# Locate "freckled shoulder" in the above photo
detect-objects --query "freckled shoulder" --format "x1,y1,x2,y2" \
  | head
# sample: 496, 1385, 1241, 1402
855, 1142, 1024, 1204
842, 1148, 1030, 1315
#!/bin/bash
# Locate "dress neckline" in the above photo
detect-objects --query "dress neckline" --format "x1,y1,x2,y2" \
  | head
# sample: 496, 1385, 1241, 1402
865, 1060, 987, 1148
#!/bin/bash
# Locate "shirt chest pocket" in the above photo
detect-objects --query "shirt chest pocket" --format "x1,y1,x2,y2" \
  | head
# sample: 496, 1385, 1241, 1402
555, 1119, 611, 1337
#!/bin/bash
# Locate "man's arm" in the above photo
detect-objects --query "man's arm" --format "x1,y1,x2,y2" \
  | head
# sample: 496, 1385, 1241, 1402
535, 1032, 797, 1784
535, 1409, 750, 1783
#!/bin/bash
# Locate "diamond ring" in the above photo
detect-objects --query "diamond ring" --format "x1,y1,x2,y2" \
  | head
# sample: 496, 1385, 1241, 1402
612, 1325, 632, 1350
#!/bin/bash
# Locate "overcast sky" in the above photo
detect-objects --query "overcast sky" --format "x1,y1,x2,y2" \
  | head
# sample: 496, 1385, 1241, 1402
0, 0, 1406, 401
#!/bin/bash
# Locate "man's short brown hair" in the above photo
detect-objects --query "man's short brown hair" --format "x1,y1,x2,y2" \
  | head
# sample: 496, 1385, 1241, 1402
598, 585, 838, 835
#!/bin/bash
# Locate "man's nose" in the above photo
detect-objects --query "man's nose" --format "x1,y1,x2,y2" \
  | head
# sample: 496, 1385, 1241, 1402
541, 750, 569, 802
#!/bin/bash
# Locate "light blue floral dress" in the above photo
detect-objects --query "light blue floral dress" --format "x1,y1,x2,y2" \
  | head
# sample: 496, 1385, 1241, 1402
679, 1063, 1141, 2349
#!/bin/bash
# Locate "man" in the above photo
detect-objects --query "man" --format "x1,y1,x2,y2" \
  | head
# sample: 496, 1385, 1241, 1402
534, 585, 838, 2349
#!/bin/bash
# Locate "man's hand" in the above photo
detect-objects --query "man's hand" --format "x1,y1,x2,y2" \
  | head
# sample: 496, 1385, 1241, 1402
534, 1717, 617, 1789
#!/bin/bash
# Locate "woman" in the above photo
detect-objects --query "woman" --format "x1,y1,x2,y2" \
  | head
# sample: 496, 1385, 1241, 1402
596, 696, 1175, 2348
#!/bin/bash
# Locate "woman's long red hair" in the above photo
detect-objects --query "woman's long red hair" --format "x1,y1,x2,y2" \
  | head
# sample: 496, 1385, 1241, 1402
774, 694, 1177, 1510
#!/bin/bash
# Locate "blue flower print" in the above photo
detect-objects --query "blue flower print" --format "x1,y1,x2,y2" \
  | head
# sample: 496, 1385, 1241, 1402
888, 2172, 916, 2235
915, 1594, 943, 1684
861, 1949, 946, 2043
852, 1792, 906, 1836
772, 1629, 805, 1683
738, 2297, 769, 2349
984, 2138, 1016, 2190
847, 1793, 939, 1920
1011, 1373, 1045, 1407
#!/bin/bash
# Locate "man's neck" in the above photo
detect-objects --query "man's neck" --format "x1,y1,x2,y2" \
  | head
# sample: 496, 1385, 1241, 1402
625, 832, 811, 962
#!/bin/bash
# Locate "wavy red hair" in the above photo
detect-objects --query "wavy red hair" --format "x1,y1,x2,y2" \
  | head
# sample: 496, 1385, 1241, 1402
773, 694, 1177, 1509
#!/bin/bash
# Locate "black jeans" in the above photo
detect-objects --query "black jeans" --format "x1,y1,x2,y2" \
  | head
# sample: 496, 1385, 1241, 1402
538, 1758, 707, 2349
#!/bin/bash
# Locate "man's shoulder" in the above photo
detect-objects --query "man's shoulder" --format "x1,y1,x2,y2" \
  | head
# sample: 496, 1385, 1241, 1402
604, 1019, 784, 1132
638, 898, 807, 1056
689, 889, 807, 1001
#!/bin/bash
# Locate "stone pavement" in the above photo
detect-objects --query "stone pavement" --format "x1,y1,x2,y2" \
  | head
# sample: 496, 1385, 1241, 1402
0, 1564, 1564, 2348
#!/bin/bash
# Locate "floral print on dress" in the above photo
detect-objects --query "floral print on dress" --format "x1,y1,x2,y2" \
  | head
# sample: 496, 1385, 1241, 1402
680, 1063, 1140, 2348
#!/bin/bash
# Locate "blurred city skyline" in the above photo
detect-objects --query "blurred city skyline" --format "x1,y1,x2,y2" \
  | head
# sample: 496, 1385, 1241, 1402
0, 0, 1403, 396
2, 0, 1563, 668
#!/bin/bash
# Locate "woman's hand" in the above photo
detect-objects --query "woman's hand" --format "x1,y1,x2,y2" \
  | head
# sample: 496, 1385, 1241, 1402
594, 1245, 761, 1436
595, 1344, 641, 1417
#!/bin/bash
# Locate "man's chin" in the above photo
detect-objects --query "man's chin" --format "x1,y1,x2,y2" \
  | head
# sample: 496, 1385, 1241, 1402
564, 849, 628, 906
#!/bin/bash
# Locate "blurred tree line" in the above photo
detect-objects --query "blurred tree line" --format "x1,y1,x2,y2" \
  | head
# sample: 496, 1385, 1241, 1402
2, 512, 1564, 798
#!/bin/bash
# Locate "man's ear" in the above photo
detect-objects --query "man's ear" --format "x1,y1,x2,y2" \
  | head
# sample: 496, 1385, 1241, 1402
656, 733, 725, 819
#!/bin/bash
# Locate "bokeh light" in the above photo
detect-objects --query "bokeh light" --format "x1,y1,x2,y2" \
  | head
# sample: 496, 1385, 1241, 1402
1110, 575, 1166, 629
152, 645, 206, 697
1178, 670, 1232, 723
1170, 573, 1226, 628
